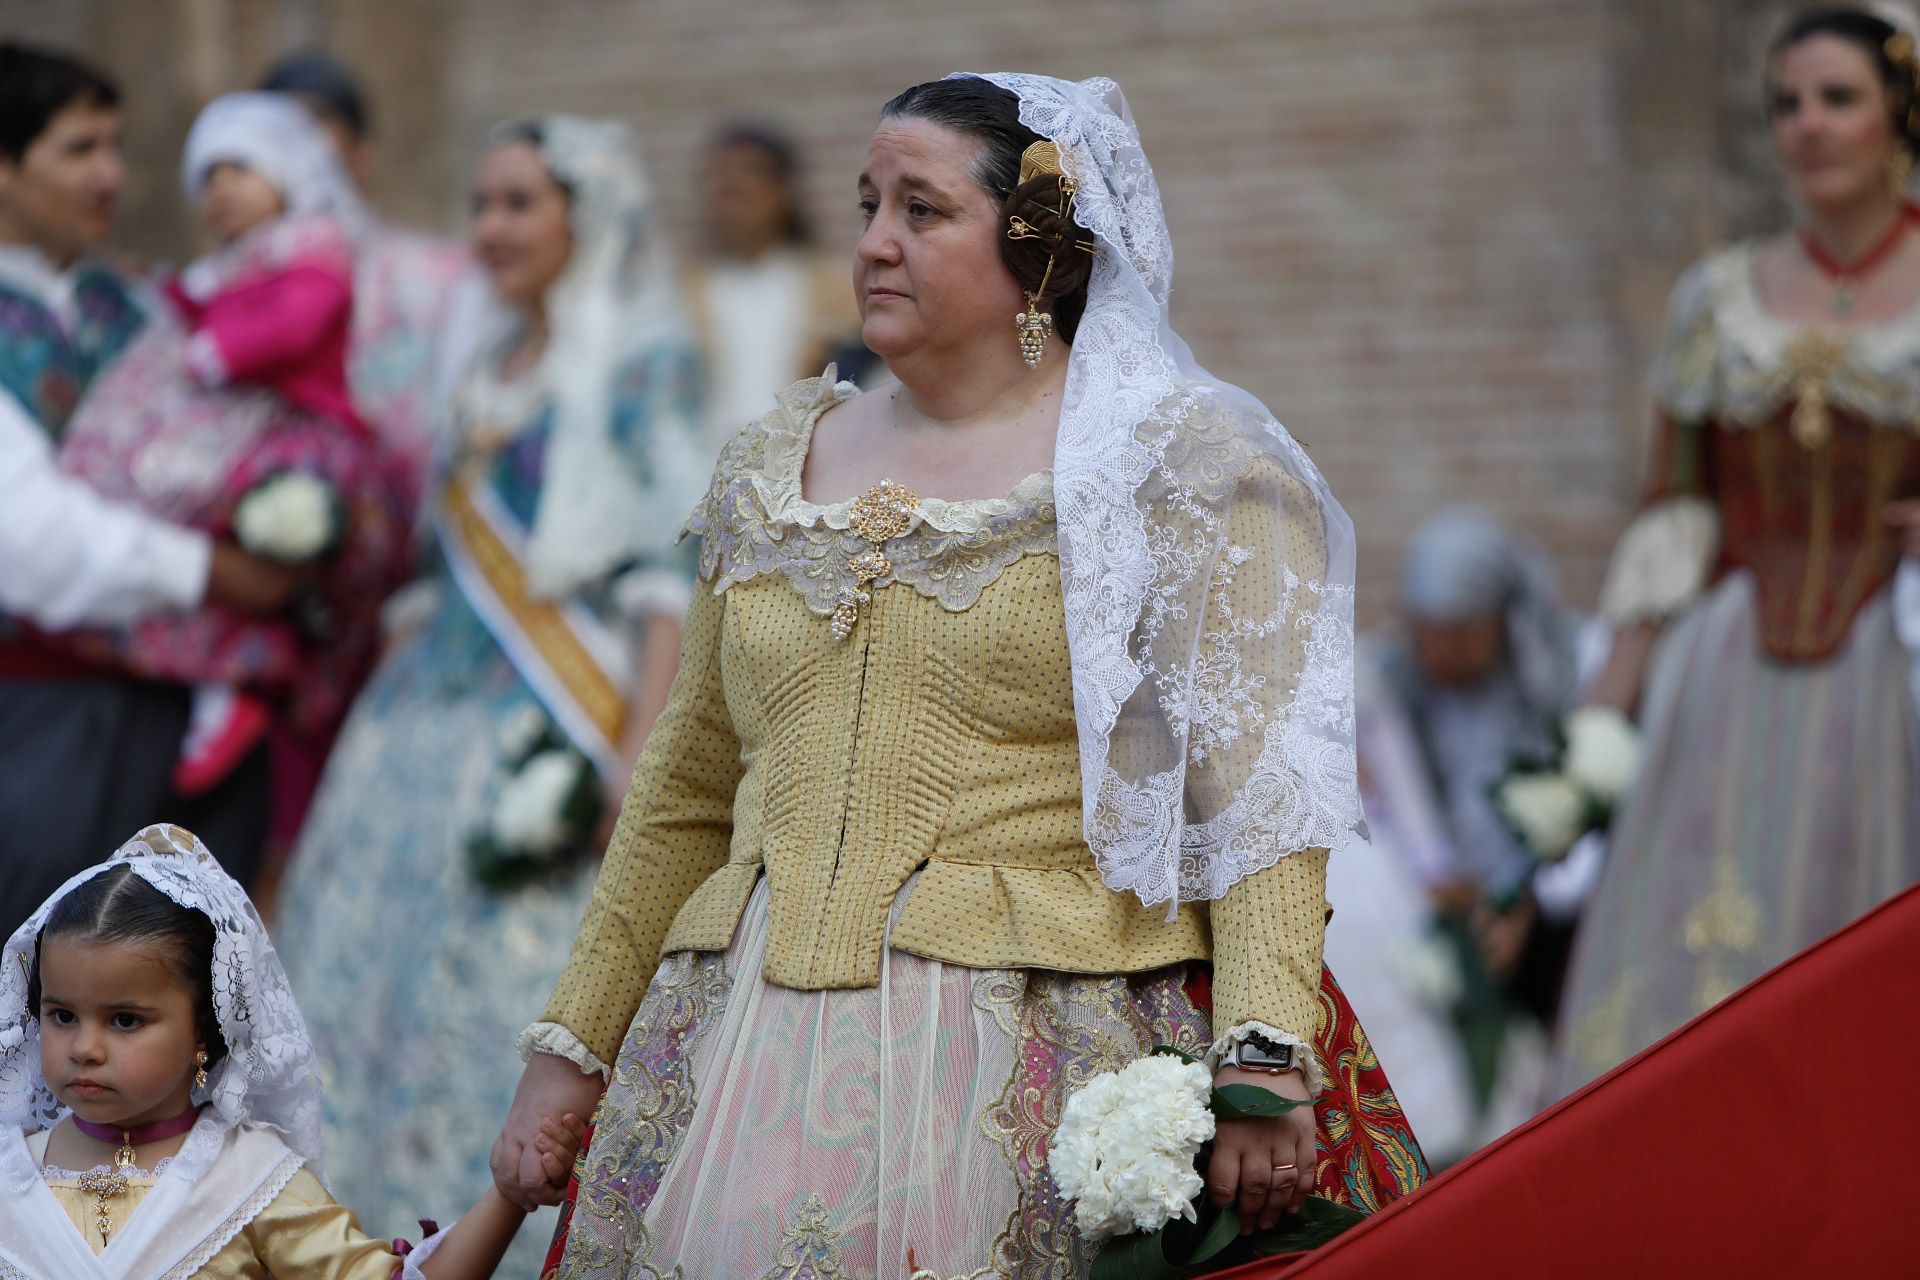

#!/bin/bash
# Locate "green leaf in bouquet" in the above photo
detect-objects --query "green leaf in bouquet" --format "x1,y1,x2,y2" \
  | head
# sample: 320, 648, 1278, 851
1221, 1195, 1368, 1260
1150, 1044, 1200, 1065
1210, 1083, 1311, 1120
1093, 1196, 1367, 1279
1090, 1204, 1237, 1280
560, 755, 607, 844
463, 833, 548, 892
1188, 1203, 1244, 1263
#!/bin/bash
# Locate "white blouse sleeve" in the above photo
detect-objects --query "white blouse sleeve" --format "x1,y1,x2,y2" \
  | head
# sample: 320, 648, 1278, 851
0, 389, 211, 630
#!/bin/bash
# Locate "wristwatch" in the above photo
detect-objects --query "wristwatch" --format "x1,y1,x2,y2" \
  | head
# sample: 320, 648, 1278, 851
1220, 1031, 1297, 1075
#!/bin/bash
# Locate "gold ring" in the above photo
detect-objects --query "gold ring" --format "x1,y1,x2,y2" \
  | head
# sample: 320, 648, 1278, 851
1271, 1163, 1297, 1173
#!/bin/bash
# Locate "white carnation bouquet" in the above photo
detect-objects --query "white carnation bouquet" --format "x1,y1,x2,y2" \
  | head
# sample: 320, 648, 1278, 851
1493, 706, 1642, 862
231, 469, 344, 565
1048, 1048, 1363, 1277
465, 703, 606, 889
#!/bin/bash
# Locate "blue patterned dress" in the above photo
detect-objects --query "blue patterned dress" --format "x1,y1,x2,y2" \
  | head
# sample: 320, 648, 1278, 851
273, 340, 699, 1276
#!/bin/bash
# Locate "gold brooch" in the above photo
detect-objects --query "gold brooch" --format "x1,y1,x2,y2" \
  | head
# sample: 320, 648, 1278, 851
832, 481, 919, 640
1783, 328, 1847, 450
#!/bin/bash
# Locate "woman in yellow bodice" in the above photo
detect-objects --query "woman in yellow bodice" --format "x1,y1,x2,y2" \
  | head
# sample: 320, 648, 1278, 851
496, 74, 1426, 1278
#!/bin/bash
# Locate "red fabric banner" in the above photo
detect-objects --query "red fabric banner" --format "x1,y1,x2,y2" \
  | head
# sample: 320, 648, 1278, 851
1209, 882, 1920, 1279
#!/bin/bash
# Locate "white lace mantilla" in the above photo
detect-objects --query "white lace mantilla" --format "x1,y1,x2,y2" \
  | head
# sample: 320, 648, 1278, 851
0, 827, 326, 1186
1653, 241, 1920, 430
971, 73, 1365, 910
687, 374, 1059, 616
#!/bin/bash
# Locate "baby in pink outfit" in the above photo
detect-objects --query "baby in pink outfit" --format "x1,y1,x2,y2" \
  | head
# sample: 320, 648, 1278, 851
56, 93, 407, 797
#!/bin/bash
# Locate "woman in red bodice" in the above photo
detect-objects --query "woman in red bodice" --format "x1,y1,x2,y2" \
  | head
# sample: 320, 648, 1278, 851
1550, 5, 1920, 1093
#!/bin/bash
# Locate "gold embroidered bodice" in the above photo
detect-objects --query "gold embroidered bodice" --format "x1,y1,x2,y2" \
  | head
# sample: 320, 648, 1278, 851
1635, 244, 1920, 660
543, 375, 1331, 1064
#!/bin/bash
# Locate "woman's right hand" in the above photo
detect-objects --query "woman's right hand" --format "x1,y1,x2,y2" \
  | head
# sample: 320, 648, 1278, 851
205, 540, 302, 613
491, 1051, 605, 1210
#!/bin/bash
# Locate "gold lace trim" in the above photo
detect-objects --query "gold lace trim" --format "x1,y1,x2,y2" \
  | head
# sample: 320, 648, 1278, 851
689, 375, 1058, 615
764, 1193, 849, 1280
1653, 243, 1920, 434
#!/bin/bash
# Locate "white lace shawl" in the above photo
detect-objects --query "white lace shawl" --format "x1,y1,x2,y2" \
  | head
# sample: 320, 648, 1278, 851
506, 114, 710, 599
966, 74, 1366, 911
0, 826, 326, 1189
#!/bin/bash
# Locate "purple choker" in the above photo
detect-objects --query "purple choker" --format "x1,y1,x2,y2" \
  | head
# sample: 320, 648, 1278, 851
71, 1103, 203, 1154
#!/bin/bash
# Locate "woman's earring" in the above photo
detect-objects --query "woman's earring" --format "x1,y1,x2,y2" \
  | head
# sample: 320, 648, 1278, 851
194, 1050, 209, 1089
1015, 294, 1053, 368
1891, 147, 1914, 198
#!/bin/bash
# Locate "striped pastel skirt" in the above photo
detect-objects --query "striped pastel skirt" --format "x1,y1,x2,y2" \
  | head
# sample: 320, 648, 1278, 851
1550, 573, 1920, 1096
543, 879, 1426, 1279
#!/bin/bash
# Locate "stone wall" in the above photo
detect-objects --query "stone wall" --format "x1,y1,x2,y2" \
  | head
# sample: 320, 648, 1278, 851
0, 0, 1808, 619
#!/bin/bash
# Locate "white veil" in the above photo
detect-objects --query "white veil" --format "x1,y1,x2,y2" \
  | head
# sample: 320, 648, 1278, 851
505, 114, 710, 599
0, 825, 325, 1185
180, 91, 368, 236
965, 74, 1366, 911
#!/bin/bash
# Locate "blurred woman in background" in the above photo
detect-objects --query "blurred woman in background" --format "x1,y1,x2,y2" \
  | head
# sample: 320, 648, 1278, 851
1368, 508, 1591, 1136
684, 122, 865, 460
273, 114, 705, 1276
1552, 5, 1920, 1094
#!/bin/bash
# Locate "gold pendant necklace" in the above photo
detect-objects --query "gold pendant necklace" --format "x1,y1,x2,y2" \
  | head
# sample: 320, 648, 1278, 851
74, 1130, 136, 1246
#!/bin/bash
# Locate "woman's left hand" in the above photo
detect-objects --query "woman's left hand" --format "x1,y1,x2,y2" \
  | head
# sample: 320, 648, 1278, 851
1887, 499, 1920, 562
1206, 1066, 1317, 1234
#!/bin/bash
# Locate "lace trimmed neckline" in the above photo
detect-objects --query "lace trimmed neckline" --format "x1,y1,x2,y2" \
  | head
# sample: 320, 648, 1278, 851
1719, 239, 1920, 353
749, 375, 1055, 537
39, 1156, 172, 1181
26, 1129, 173, 1180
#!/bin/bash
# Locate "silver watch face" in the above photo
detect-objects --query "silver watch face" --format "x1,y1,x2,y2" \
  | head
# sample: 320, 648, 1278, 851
1236, 1038, 1293, 1068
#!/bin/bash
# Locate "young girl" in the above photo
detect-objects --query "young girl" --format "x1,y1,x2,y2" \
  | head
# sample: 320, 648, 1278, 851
53, 92, 409, 807
0, 825, 584, 1278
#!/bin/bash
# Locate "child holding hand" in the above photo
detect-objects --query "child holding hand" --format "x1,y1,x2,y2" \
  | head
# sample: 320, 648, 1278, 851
0, 824, 585, 1278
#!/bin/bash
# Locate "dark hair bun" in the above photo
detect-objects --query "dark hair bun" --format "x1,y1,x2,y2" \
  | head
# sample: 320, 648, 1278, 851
1001, 173, 1095, 302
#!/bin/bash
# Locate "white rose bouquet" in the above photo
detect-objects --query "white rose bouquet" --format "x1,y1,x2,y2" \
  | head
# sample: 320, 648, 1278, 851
466, 704, 605, 889
230, 469, 344, 565
1049, 1048, 1364, 1277
1492, 706, 1643, 862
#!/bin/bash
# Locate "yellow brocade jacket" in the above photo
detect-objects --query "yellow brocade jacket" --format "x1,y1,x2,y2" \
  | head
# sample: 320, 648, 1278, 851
542, 376, 1332, 1068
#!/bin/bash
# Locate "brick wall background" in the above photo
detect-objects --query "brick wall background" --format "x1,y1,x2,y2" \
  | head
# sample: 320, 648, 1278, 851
0, 0, 1816, 620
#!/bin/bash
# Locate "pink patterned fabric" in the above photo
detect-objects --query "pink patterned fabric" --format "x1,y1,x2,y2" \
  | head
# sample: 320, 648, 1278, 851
51, 215, 408, 740
169, 267, 365, 439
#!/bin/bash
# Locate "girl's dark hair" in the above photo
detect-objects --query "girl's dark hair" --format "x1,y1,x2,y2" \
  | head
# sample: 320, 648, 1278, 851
881, 76, 1096, 341
711, 122, 813, 246
0, 41, 120, 163
1770, 8, 1920, 155
26, 866, 227, 1067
